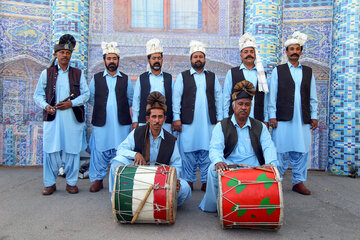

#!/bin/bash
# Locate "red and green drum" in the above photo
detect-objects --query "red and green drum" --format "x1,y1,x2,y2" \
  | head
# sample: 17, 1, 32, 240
112, 165, 178, 224
218, 166, 283, 229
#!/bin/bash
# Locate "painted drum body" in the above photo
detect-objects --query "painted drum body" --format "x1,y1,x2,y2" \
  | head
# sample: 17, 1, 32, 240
112, 165, 178, 224
218, 166, 283, 229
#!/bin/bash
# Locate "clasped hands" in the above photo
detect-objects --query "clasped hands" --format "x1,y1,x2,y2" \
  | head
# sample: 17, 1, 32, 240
45, 101, 73, 115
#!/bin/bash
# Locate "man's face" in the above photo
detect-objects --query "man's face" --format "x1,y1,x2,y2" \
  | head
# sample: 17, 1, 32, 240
104, 53, 119, 72
148, 53, 163, 71
233, 98, 252, 122
286, 44, 302, 62
55, 50, 72, 66
146, 108, 167, 132
190, 52, 206, 70
240, 47, 256, 66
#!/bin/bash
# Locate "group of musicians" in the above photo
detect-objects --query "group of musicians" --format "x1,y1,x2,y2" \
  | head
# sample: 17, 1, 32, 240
34, 31, 318, 213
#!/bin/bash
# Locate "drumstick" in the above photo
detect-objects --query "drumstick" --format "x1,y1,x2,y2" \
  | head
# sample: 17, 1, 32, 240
61, 93, 74, 102
131, 185, 154, 224
255, 166, 273, 172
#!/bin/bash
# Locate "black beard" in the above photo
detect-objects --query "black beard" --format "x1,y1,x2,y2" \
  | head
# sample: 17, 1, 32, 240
191, 61, 205, 70
106, 63, 118, 72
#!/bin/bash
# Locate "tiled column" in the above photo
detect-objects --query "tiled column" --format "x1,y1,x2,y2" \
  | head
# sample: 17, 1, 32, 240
244, 0, 283, 73
51, 0, 89, 75
328, 0, 360, 176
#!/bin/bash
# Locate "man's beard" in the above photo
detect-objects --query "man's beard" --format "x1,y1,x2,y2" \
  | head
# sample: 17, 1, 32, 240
150, 62, 161, 71
191, 60, 205, 70
236, 110, 249, 122
106, 63, 118, 72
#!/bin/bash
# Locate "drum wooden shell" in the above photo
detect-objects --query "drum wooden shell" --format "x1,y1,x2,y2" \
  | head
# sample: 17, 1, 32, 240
112, 165, 178, 224
217, 166, 283, 230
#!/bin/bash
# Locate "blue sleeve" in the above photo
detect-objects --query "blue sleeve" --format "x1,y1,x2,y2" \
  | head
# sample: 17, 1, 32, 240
310, 74, 318, 119
260, 123, 278, 166
33, 69, 49, 110
263, 75, 270, 122
71, 72, 90, 106
132, 77, 141, 122
214, 75, 223, 121
88, 77, 95, 106
172, 73, 184, 121
268, 68, 278, 119
169, 141, 182, 178
115, 129, 137, 160
223, 70, 232, 119
127, 77, 134, 108
209, 122, 226, 165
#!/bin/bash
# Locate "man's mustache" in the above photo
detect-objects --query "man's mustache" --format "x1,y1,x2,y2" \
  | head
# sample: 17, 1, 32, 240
245, 55, 254, 59
153, 62, 160, 66
153, 122, 161, 126
291, 53, 300, 57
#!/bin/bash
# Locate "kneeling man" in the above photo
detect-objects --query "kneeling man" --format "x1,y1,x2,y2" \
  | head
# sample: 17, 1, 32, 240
199, 81, 278, 212
109, 92, 192, 206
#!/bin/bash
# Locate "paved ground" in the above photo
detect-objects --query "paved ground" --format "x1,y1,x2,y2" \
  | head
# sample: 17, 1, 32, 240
0, 167, 359, 240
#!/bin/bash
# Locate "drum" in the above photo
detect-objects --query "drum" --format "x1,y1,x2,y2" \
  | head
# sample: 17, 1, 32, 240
112, 164, 178, 224
217, 165, 283, 230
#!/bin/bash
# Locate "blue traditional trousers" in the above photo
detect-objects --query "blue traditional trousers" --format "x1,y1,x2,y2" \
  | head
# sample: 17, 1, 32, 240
277, 151, 309, 186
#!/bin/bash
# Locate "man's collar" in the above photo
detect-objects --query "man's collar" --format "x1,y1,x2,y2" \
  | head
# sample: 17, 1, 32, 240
148, 70, 163, 76
231, 114, 251, 129
56, 63, 70, 72
287, 61, 302, 69
149, 128, 165, 140
103, 69, 121, 77
240, 63, 256, 71
190, 67, 208, 75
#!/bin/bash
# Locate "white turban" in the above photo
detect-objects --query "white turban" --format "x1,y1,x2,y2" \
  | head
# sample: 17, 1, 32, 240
146, 38, 163, 56
239, 33, 268, 93
101, 42, 120, 56
284, 31, 308, 48
189, 40, 206, 56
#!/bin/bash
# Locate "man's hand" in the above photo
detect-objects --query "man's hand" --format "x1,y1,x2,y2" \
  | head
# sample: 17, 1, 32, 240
131, 122, 139, 130
133, 153, 146, 166
176, 179, 180, 192
215, 162, 229, 171
45, 105, 56, 115
55, 101, 72, 110
269, 118, 277, 129
172, 120, 182, 132
264, 121, 269, 129
310, 119, 318, 130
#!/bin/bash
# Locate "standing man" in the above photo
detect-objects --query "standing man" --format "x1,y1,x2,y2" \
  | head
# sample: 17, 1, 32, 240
132, 38, 174, 133
88, 42, 133, 192
33, 34, 90, 195
268, 31, 318, 195
223, 33, 269, 125
172, 40, 223, 191
200, 81, 278, 212
109, 92, 192, 206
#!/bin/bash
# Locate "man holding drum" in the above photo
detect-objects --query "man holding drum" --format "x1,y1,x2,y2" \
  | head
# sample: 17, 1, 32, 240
199, 80, 278, 212
109, 92, 192, 206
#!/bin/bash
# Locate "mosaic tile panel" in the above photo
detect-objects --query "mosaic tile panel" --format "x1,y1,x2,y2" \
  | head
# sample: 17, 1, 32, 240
284, 0, 332, 8
328, 0, 360, 176
229, 0, 244, 36
1, 2, 51, 19
51, 0, 90, 74
10, 0, 50, 5
284, 6, 332, 20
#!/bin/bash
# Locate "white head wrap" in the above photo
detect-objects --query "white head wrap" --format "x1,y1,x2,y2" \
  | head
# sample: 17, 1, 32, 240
239, 33, 268, 93
189, 40, 206, 56
101, 42, 120, 56
284, 31, 308, 48
146, 38, 163, 56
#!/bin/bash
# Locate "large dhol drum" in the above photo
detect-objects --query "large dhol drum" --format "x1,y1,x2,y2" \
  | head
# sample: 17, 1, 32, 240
218, 165, 283, 230
112, 165, 178, 224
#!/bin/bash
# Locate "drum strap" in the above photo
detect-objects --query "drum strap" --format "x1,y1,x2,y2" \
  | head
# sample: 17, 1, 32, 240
221, 116, 265, 165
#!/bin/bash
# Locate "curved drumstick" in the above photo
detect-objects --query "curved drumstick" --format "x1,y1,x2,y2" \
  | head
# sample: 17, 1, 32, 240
131, 185, 154, 224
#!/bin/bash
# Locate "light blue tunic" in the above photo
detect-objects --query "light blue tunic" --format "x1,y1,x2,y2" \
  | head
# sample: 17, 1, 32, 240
33, 64, 90, 154
109, 128, 192, 206
132, 71, 174, 132
88, 70, 134, 152
268, 62, 318, 153
172, 68, 223, 152
223, 64, 269, 121
199, 116, 278, 212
